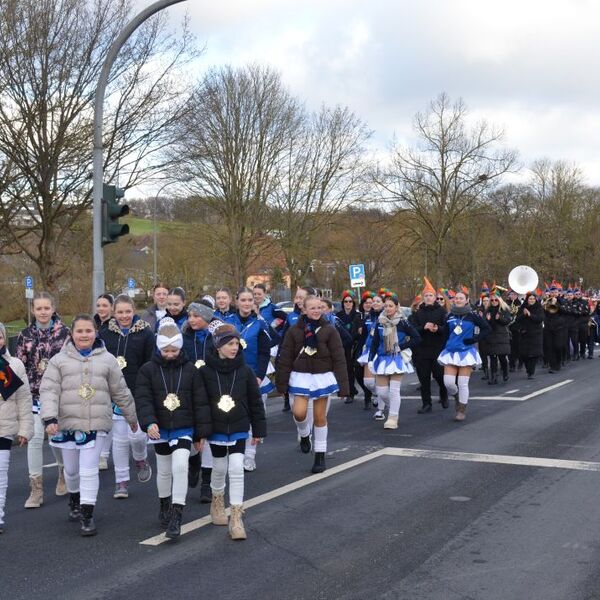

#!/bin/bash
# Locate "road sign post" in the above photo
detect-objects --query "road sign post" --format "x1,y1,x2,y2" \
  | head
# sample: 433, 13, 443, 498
127, 277, 136, 298
25, 275, 34, 324
349, 264, 366, 288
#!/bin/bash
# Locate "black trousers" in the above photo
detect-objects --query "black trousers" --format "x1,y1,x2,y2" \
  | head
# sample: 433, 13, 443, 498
578, 323, 590, 357
567, 326, 579, 358
524, 356, 538, 376
414, 357, 447, 406
344, 346, 358, 396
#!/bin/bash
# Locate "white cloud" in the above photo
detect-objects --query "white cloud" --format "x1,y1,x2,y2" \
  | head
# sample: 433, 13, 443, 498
134, 0, 600, 185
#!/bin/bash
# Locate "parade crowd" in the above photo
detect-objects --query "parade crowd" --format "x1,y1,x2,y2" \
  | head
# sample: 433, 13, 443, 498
0, 277, 597, 541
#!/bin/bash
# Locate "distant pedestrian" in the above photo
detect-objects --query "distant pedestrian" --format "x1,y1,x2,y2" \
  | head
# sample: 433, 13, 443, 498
94, 294, 114, 332
142, 283, 169, 331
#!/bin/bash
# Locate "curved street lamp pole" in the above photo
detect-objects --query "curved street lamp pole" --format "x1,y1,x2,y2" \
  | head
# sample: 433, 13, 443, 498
92, 0, 188, 308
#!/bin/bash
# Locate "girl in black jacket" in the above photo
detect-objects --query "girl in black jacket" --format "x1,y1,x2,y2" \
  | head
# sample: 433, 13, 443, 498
98, 294, 155, 499
199, 323, 266, 541
135, 318, 211, 539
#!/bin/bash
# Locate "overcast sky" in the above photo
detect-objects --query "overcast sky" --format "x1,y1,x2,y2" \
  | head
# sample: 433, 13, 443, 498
142, 0, 600, 185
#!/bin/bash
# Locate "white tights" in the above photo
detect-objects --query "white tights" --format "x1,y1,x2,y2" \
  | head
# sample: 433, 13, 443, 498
388, 379, 402, 417
211, 451, 245, 505
245, 394, 267, 460
375, 386, 389, 411
112, 417, 148, 483
443, 374, 470, 405
0, 448, 10, 525
155, 448, 190, 506
61, 441, 104, 505
27, 414, 63, 477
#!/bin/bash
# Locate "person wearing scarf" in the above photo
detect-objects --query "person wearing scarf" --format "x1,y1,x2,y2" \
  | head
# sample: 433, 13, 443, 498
438, 291, 491, 422
368, 294, 421, 429
276, 295, 349, 474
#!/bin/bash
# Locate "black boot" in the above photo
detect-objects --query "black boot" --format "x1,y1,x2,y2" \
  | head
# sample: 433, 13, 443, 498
343, 396, 354, 404
417, 403, 432, 414
282, 394, 291, 412
68, 492, 81, 522
166, 504, 183, 539
80, 504, 97, 537
363, 390, 372, 410
188, 453, 201, 488
311, 452, 326, 474
199, 468, 212, 504
481, 365, 488, 381
159, 496, 171, 529
299, 435, 311, 454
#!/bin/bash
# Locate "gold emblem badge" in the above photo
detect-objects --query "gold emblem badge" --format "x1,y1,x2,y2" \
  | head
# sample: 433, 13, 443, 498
116, 356, 128, 370
38, 358, 48, 374
303, 346, 317, 356
163, 393, 181, 412
194, 359, 206, 369
240, 339, 247, 350
78, 383, 96, 401
454, 325, 463, 335
217, 394, 235, 413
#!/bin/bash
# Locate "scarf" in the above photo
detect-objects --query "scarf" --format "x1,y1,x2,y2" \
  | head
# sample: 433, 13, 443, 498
450, 305, 471, 317
303, 318, 321, 351
378, 311, 403, 354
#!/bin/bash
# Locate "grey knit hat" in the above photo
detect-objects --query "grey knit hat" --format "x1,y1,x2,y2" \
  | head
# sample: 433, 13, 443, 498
188, 302, 214, 323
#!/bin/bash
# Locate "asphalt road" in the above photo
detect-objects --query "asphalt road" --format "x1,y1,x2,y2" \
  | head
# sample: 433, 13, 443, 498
4, 358, 600, 600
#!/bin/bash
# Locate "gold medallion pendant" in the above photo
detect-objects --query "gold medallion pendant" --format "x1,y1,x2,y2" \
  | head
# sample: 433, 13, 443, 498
303, 346, 317, 356
38, 358, 48, 374
454, 325, 463, 335
194, 359, 206, 369
163, 393, 181, 412
240, 339, 247, 350
116, 356, 128, 370
78, 383, 96, 401
217, 394, 235, 413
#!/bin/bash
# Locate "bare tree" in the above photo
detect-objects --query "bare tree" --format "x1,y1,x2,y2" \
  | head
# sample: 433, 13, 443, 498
269, 105, 372, 289
0, 0, 196, 290
376, 93, 518, 283
171, 64, 301, 287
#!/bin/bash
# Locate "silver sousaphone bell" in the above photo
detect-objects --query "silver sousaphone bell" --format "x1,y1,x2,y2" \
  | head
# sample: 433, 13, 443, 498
508, 265, 539, 295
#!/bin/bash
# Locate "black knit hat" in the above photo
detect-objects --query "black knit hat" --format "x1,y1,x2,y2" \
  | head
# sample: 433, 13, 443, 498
212, 323, 240, 349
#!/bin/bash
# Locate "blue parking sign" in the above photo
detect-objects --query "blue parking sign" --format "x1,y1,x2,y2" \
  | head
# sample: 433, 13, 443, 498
25, 275, 34, 289
349, 264, 365, 287
127, 277, 136, 289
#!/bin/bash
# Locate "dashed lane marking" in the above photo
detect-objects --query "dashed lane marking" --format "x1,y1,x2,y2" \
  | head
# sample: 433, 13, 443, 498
139, 440, 596, 546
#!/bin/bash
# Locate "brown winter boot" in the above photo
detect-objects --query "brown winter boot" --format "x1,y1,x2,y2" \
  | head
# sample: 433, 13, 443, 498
210, 491, 228, 526
454, 402, 467, 422
24, 475, 44, 508
229, 504, 247, 540
55, 466, 67, 496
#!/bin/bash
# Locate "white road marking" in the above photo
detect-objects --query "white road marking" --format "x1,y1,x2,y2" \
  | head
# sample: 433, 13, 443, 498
403, 379, 572, 402
503, 389, 520, 394
43, 462, 58, 469
139, 442, 600, 546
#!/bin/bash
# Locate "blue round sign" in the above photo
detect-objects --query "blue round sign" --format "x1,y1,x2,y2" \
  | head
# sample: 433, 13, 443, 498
127, 278, 136, 289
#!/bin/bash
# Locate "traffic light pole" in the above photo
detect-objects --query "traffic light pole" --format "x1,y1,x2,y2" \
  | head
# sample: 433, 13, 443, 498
92, 0, 188, 308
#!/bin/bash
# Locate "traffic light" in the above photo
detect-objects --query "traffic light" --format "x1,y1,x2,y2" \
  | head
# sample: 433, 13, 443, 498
101, 183, 129, 246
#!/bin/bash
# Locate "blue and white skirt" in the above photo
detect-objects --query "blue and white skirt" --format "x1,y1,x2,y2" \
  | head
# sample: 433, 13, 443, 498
356, 347, 370, 366
50, 430, 107, 450
260, 375, 275, 394
369, 353, 414, 375
438, 347, 481, 367
288, 371, 339, 399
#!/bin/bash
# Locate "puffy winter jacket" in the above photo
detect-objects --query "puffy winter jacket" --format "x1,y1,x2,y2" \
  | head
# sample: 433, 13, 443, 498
39, 340, 136, 431
135, 351, 212, 442
199, 346, 266, 439
0, 352, 34, 440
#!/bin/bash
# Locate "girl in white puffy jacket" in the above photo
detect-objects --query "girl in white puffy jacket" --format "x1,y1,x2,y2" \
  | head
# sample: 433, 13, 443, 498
0, 322, 34, 533
40, 314, 137, 537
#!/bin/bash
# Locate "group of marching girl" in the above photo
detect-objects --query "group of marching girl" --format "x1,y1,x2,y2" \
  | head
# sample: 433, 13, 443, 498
0, 278, 490, 540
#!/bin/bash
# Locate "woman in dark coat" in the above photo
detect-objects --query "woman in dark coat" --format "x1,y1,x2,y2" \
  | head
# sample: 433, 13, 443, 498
409, 279, 448, 413
335, 290, 362, 403
484, 295, 512, 384
542, 297, 567, 373
515, 293, 545, 378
